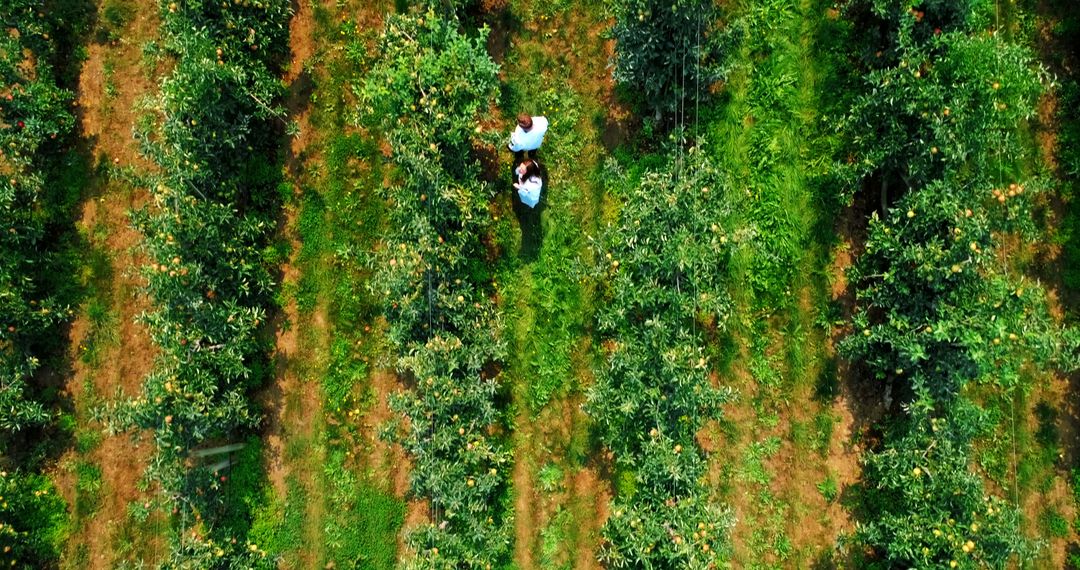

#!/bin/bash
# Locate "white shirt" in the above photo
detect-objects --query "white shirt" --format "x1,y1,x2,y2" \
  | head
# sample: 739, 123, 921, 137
508, 116, 549, 152
517, 176, 542, 208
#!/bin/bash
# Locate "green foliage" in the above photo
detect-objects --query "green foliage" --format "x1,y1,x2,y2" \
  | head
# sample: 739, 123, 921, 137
0, 471, 67, 569
0, 0, 76, 440
842, 182, 1060, 401
106, 0, 290, 566
360, 12, 510, 569
360, 11, 498, 180
1059, 78, 1080, 295
851, 404, 1028, 569
1041, 508, 1070, 539
588, 153, 735, 567
97, 0, 136, 43
835, 1, 1075, 565
817, 474, 839, 503
210, 438, 266, 539
589, 155, 733, 458
158, 0, 292, 66
73, 460, 103, 518
610, 0, 730, 122
322, 452, 404, 569
838, 23, 1045, 202
842, 0, 991, 70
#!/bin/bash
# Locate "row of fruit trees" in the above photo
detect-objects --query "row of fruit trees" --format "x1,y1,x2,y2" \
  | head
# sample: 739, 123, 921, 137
111, 0, 291, 566
596, 0, 1080, 566
361, 2, 741, 566
360, 10, 512, 568
587, 156, 736, 567
0, 0, 74, 444
590, 0, 738, 567
5, 0, 1078, 567
0, 1, 75, 567
834, 0, 1077, 566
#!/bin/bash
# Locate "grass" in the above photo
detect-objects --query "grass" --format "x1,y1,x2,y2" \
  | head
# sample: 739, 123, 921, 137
538, 506, 574, 570
97, 0, 135, 44
245, 2, 403, 566
110, 500, 167, 565
702, 0, 849, 565
494, 82, 595, 413
72, 461, 102, 519
817, 474, 839, 504
75, 226, 119, 368
481, 1, 622, 564
322, 451, 404, 568
537, 462, 564, 493
247, 477, 307, 566
1044, 507, 1072, 539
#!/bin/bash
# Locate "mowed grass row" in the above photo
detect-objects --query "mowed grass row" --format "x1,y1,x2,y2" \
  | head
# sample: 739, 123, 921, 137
489, 0, 616, 567
702, 0, 847, 566
245, 1, 405, 568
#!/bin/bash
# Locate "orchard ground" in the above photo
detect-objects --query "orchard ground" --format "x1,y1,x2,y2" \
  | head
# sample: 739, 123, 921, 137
37, 0, 1080, 568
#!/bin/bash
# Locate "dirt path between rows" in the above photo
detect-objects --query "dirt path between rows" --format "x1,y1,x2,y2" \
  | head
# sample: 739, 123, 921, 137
254, 0, 331, 565
492, 2, 617, 567
53, 2, 164, 566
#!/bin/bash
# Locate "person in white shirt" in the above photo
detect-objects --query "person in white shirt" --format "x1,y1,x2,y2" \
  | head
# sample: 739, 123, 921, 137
513, 159, 543, 208
508, 113, 548, 161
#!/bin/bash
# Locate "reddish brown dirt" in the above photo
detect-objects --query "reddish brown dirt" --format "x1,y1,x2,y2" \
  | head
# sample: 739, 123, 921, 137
830, 241, 853, 300
1016, 7, 1080, 568
283, 0, 317, 171
362, 370, 411, 498
57, 178, 161, 569
401, 499, 430, 558
569, 468, 607, 570
714, 343, 756, 562
78, 9, 160, 169
259, 213, 301, 498
1037, 91, 1059, 171
256, 0, 329, 558
286, 0, 314, 83
511, 387, 608, 570
512, 409, 538, 570
1021, 370, 1076, 568
767, 366, 857, 561
513, 6, 632, 145
52, 1, 165, 565
719, 282, 863, 564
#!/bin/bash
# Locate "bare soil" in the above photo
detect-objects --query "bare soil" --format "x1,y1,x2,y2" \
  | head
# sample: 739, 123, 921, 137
254, 1, 330, 565
362, 370, 411, 499
511, 386, 608, 570
52, 1, 164, 565
57, 185, 161, 567
78, 10, 160, 169
258, 225, 300, 499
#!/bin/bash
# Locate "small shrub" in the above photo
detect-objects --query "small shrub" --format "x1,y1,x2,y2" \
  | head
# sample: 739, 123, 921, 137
1043, 508, 1071, 539
537, 463, 564, 493
0, 471, 68, 568
97, 0, 135, 43
817, 475, 839, 503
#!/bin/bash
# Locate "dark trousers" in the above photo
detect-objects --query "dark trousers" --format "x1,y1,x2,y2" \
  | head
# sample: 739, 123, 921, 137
513, 149, 538, 163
